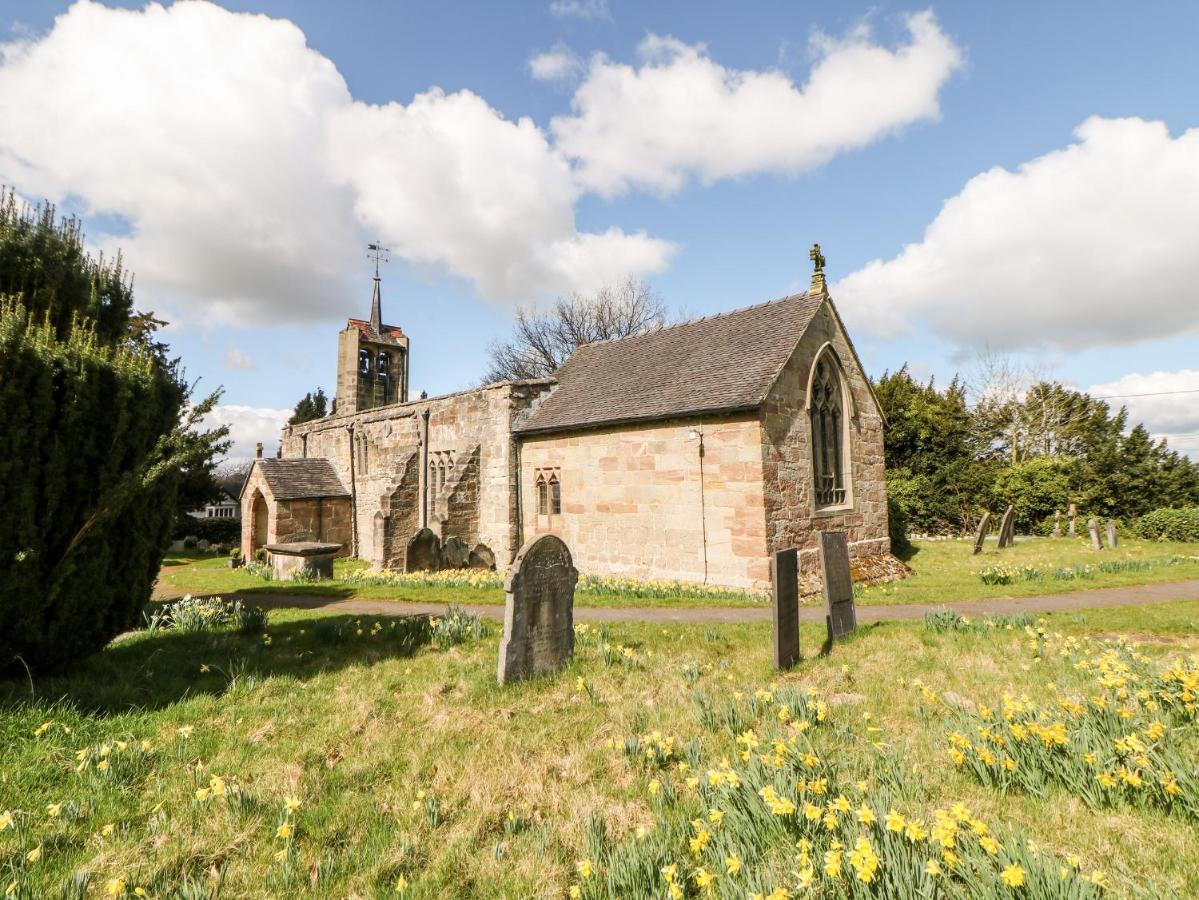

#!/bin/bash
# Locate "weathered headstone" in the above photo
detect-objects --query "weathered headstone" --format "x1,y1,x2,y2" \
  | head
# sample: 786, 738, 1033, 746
771, 548, 799, 669
972, 511, 992, 555
1051, 510, 1063, 538
1067, 503, 1077, 537
405, 528, 441, 572
497, 534, 579, 684
819, 531, 856, 641
468, 543, 496, 570
440, 535, 471, 569
997, 505, 1015, 549
1107, 520, 1118, 548
196, 539, 210, 551
1088, 517, 1103, 551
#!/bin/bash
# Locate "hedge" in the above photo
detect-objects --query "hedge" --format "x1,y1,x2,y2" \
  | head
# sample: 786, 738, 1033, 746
1131, 507, 1199, 543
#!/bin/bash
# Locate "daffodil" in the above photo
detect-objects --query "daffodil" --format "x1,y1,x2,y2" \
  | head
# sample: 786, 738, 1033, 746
276, 822, 293, 840
576, 858, 593, 879
1001, 863, 1026, 887
725, 854, 741, 874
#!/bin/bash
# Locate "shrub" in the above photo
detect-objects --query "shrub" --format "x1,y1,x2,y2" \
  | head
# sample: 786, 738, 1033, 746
0, 197, 225, 673
173, 515, 240, 544
886, 494, 912, 557
1132, 506, 1199, 543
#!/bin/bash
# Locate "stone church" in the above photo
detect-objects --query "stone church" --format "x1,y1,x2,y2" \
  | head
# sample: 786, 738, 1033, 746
241, 248, 898, 591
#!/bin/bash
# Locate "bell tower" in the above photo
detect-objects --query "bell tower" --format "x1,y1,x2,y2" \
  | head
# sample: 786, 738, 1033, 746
335, 243, 409, 414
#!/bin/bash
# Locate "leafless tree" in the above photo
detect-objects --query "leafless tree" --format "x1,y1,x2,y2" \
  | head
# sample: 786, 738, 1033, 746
966, 348, 1055, 464
482, 278, 669, 383
214, 459, 253, 498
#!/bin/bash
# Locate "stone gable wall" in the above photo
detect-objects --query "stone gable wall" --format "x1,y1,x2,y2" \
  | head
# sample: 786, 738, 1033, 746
518, 415, 770, 589
281, 381, 553, 568
758, 299, 890, 570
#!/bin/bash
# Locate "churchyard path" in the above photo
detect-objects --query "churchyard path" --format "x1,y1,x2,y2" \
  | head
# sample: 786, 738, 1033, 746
159, 578, 1199, 624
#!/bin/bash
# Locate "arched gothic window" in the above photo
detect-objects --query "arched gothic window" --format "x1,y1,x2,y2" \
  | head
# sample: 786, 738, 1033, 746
810, 354, 849, 508
358, 349, 372, 378
536, 473, 549, 516
549, 473, 561, 515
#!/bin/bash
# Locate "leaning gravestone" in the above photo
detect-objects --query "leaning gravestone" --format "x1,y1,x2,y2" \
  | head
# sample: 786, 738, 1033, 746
1088, 517, 1103, 551
405, 528, 441, 572
1051, 510, 1063, 538
497, 534, 579, 684
771, 548, 799, 669
440, 535, 471, 569
997, 505, 1016, 549
1107, 520, 1118, 548
1068, 503, 1078, 537
972, 511, 992, 555
468, 543, 496, 570
819, 531, 856, 642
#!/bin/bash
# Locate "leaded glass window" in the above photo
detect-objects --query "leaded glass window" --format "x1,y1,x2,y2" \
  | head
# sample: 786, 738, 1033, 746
810, 357, 847, 507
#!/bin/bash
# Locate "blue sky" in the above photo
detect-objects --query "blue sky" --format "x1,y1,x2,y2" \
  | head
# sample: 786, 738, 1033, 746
3, 0, 1198, 458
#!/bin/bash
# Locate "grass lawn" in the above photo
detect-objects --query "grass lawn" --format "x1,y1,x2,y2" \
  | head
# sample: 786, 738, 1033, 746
156, 537, 1199, 610
2, 599, 1197, 897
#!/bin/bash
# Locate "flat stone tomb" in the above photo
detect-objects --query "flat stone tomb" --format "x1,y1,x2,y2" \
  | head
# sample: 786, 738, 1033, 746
819, 531, 856, 641
263, 541, 342, 581
497, 534, 579, 684
771, 548, 799, 669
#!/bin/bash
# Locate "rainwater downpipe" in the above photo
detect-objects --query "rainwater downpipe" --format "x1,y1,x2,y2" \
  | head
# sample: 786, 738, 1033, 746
689, 427, 708, 584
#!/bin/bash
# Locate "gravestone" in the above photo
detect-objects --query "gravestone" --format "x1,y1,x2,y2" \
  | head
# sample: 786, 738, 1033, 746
1051, 510, 1063, 538
1107, 520, 1118, 548
1067, 503, 1077, 537
196, 539, 211, 551
771, 548, 799, 669
405, 528, 441, 572
1088, 517, 1103, 551
819, 531, 856, 641
997, 505, 1015, 549
972, 511, 992, 555
440, 535, 471, 569
468, 543, 496, 570
497, 534, 579, 684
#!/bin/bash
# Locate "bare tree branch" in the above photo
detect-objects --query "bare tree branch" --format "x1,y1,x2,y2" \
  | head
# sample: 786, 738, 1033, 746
482, 277, 669, 382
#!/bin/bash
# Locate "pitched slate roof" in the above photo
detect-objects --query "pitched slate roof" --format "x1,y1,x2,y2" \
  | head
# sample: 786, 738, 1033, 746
515, 290, 824, 436
253, 458, 350, 500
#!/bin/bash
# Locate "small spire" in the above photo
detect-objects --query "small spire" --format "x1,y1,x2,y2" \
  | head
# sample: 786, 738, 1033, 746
366, 241, 390, 333
369, 274, 382, 334
809, 243, 827, 296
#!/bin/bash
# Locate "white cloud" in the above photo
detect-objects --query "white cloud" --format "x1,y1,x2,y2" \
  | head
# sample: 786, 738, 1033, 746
530, 44, 583, 82
204, 404, 291, 461
327, 89, 675, 303
548, 0, 611, 22
0, 0, 359, 325
835, 117, 1199, 351
0, 0, 669, 322
551, 11, 963, 196
222, 347, 255, 371
1087, 370, 1199, 459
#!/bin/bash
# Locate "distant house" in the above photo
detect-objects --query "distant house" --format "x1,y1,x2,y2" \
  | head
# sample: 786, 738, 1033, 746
189, 490, 241, 521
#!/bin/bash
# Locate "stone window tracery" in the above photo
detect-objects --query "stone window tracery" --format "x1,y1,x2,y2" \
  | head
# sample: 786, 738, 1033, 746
810, 353, 849, 508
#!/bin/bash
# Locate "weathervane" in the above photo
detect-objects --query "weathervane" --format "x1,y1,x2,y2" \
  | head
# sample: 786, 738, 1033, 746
367, 241, 390, 278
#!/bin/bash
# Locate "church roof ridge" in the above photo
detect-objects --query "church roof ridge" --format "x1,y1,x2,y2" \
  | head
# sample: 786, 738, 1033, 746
515, 289, 826, 436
